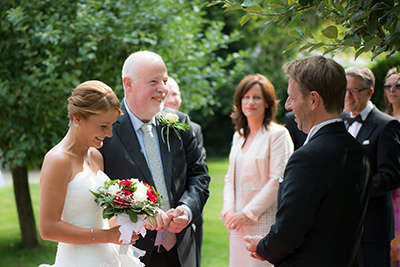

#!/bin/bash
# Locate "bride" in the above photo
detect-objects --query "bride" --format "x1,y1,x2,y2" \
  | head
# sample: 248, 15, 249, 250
39, 80, 144, 267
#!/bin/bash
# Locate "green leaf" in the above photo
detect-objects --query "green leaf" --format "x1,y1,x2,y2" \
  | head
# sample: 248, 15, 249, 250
285, 41, 300, 51
321, 26, 338, 39
241, 0, 255, 7
207, 1, 224, 7
288, 29, 304, 39
240, 14, 254, 26
322, 47, 338, 56
224, 3, 243, 12
129, 210, 138, 223
245, 4, 263, 13
269, 4, 284, 9
351, 10, 371, 21
355, 47, 366, 60
304, 27, 314, 40
298, 44, 313, 52
364, 36, 382, 52
308, 43, 324, 52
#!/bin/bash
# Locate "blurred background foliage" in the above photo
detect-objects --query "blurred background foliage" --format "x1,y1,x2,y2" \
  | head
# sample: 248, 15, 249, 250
1, 0, 399, 166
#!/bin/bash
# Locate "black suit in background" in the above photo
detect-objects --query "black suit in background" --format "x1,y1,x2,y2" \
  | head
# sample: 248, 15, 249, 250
100, 104, 210, 267
257, 122, 371, 266
190, 121, 206, 267
284, 112, 307, 150
342, 107, 400, 267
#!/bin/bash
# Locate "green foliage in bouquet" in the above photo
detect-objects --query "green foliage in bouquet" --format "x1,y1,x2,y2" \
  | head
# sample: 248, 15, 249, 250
91, 179, 163, 225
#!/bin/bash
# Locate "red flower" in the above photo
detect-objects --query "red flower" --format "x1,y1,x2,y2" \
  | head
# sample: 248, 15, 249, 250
147, 187, 158, 203
118, 180, 133, 186
112, 189, 133, 208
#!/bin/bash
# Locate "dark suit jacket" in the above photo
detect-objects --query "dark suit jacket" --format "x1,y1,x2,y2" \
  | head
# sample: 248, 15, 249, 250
100, 103, 210, 267
342, 107, 400, 244
284, 112, 307, 150
257, 122, 371, 266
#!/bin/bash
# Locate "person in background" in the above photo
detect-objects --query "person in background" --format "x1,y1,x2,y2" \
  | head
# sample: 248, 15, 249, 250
244, 56, 371, 266
38, 80, 143, 267
165, 76, 206, 267
342, 66, 400, 267
284, 111, 306, 150
382, 67, 400, 266
100, 51, 210, 267
220, 74, 294, 267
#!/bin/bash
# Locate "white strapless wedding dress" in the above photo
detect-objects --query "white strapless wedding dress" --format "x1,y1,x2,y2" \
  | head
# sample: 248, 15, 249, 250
39, 171, 145, 267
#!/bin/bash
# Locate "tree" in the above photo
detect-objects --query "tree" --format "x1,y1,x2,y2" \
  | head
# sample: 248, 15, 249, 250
0, 0, 245, 248
209, 0, 400, 60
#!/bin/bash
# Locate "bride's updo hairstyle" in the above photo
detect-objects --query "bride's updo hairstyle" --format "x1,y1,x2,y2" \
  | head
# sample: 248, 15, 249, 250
67, 80, 122, 125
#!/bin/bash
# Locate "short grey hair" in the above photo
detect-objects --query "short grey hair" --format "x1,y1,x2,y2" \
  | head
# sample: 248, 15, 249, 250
121, 51, 163, 86
345, 66, 375, 89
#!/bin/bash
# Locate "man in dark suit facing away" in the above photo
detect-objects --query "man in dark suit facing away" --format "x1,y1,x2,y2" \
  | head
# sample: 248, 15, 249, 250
342, 66, 400, 267
100, 51, 210, 267
244, 56, 371, 267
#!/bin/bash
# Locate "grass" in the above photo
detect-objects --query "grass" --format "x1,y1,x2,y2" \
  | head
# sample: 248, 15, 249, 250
0, 157, 230, 266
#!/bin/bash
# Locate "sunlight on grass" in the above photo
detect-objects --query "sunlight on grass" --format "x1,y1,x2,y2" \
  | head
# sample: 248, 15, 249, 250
0, 157, 230, 266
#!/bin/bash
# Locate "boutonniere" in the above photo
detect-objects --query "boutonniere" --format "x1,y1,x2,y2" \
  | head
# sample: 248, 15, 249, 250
158, 113, 190, 151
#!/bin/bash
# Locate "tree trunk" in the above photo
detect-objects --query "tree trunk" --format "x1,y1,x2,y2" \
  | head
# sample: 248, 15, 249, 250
12, 166, 38, 248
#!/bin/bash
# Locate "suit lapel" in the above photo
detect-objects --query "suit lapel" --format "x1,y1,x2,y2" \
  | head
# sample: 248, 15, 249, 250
116, 104, 154, 184
356, 108, 377, 142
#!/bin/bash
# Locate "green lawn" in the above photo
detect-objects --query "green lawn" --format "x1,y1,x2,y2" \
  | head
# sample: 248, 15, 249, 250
0, 157, 230, 266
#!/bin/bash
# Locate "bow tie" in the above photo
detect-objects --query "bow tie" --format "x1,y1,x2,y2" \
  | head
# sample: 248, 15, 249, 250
346, 114, 363, 126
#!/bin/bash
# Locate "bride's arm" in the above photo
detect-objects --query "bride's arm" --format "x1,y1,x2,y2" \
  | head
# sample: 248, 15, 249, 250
39, 149, 134, 245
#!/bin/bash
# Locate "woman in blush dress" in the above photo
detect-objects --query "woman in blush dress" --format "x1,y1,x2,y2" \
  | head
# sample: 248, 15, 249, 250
39, 80, 144, 267
383, 68, 400, 266
220, 74, 294, 267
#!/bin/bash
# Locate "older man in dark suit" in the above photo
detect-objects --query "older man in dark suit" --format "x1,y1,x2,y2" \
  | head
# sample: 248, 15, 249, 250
342, 66, 400, 267
100, 51, 210, 267
244, 56, 371, 266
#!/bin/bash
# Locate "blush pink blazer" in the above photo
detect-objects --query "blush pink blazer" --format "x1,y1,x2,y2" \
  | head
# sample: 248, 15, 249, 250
221, 122, 294, 221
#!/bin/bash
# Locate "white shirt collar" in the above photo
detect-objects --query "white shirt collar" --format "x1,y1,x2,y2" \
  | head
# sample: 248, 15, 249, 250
123, 99, 156, 132
350, 101, 374, 120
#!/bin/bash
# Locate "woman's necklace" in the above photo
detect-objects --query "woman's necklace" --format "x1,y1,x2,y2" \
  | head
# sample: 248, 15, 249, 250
68, 141, 92, 166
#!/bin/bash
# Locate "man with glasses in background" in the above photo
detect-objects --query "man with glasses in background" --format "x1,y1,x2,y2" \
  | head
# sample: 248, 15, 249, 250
342, 66, 400, 267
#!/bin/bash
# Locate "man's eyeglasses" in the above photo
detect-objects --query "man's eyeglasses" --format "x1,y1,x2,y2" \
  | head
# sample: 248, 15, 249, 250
346, 87, 370, 97
384, 84, 400, 92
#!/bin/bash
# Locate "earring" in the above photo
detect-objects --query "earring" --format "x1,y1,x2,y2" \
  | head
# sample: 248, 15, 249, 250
75, 123, 78, 128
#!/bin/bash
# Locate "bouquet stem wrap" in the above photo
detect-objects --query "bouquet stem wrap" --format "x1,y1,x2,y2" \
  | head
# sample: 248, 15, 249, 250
115, 213, 147, 255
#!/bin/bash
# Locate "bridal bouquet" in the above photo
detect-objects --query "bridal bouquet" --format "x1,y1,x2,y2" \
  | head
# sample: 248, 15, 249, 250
91, 178, 163, 254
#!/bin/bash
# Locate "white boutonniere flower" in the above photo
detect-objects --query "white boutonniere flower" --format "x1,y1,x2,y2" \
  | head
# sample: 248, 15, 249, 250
158, 112, 190, 151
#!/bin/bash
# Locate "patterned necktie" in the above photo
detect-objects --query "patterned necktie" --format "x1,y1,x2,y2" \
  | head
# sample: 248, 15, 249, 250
140, 123, 176, 250
346, 114, 363, 126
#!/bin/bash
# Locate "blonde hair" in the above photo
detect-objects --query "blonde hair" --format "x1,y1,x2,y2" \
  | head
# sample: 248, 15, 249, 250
67, 80, 121, 124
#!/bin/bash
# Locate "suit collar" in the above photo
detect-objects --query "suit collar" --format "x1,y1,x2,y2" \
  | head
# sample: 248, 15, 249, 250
116, 103, 173, 190
115, 103, 154, 184
307, 121, 347, 143
356, 107, 378, 142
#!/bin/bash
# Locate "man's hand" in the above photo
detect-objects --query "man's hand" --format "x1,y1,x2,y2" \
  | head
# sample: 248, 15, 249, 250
144, 208, 171, 231
244, 235, 267, 261
166, 206, 189, 233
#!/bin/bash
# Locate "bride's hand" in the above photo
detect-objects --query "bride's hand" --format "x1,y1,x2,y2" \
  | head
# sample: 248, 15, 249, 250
108, 226, 139, 245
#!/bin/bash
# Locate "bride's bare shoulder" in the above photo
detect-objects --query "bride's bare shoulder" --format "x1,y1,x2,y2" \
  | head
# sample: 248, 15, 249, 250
41, 144, 72, 183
